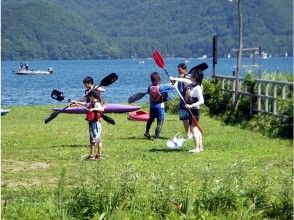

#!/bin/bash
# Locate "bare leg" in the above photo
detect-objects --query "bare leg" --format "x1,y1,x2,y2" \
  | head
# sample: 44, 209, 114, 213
97, 142, 102, 158
189, 125, 202, 153
183, 119, 191, 138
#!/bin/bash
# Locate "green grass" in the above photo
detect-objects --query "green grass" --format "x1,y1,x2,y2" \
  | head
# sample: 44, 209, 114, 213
1, 106, 293, 219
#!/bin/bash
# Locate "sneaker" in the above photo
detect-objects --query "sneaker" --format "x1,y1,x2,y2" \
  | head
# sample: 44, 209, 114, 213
144, 133, 151, 140
189, 148, 202, 153
86, 155, 95, 160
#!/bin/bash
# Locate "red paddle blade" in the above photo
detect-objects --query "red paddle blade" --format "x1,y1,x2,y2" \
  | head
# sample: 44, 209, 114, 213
153, 50, 165, 69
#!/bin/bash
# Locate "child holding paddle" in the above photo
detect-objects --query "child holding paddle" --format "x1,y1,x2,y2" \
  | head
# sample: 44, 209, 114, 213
170, 68, 204, 153
78, 89, 105, 160
144, 72, 173, 140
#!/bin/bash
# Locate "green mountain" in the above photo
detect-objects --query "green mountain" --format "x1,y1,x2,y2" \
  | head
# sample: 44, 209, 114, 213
1, 0, 293, 60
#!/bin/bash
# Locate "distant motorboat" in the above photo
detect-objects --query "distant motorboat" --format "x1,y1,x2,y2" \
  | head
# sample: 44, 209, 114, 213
198, 54, 207, 59
12, 67, 53, 75
184, 60, 190, 63
261, 52, 268, 59
138, 60, 145, 64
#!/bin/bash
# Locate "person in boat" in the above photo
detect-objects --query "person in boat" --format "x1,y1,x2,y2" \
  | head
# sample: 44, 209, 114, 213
19, 62, 24, 69
175, 63, 192, 139
144, 72, 174, 140
170, 68, 204, 153
24, 62, 29, 70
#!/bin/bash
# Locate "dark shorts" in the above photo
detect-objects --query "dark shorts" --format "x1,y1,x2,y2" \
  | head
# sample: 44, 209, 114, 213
188, 108, 200, 125
149, 107, 165, 121
179, 108, 189, 120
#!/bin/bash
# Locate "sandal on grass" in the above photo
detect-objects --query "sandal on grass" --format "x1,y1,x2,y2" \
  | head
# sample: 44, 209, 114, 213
86, 155, 95, 160
95, 155, 103, 160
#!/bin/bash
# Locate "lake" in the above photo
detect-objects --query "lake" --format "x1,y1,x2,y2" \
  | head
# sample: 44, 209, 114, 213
1, 57, 293, 106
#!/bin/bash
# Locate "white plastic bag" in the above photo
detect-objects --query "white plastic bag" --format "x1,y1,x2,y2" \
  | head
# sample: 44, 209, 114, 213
166, 133, 187, 149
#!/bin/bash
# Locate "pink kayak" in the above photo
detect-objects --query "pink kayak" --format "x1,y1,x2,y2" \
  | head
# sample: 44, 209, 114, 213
128, 110, 149, 121
53, 103, 141, 114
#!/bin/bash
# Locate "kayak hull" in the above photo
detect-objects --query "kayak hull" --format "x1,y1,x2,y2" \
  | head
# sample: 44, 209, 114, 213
128, 110, 149, 121
53, 103, 141, 114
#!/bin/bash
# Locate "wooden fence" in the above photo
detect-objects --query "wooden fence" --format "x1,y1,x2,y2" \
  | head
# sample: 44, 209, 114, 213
213, 75, 293, 115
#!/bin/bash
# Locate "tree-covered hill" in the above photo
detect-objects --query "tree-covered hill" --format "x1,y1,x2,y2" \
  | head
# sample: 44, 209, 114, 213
1, 0, 293, 60
1, 1, 122, 60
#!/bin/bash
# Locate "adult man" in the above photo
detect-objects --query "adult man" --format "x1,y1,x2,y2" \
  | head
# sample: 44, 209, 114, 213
176, 63, 192, 138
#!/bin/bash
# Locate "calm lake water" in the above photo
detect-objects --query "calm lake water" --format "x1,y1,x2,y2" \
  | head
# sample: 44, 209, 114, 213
1, 57, 293, 106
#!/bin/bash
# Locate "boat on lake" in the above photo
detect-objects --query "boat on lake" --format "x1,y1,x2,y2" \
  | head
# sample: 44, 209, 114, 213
12, 67, 53, 75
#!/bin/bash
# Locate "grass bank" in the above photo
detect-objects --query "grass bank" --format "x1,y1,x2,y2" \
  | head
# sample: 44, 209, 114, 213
1, 106, 293, 219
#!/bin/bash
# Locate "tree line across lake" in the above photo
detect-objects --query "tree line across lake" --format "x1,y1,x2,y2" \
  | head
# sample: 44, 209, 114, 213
1, 0, 293, 60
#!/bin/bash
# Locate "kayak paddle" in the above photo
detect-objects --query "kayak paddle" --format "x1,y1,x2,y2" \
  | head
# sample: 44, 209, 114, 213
128, 92, 148, 104
45, 73, 118, 124
152, 50, 203, 133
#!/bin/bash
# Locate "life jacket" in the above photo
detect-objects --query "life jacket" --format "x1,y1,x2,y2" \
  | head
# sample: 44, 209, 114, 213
149, 85, 161, 102
149, 85, 168, 103
184, 83, 199, 105
86, 103, 103, 122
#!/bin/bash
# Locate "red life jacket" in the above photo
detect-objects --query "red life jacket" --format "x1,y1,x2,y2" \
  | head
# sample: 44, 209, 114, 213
149, 85, 161, 102
86, 103, 103, 122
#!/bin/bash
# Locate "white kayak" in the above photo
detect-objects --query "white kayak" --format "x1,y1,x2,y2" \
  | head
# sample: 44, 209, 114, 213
1, 109, 10, 115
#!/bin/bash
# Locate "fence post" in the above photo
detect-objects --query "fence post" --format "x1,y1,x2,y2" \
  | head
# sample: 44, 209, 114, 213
265, 83, 270, 113
282, 85, 286, 99
232, 79, 236, 102
222, 79, 225, 94
273, 84, 277, 114
257, 82, 262, 114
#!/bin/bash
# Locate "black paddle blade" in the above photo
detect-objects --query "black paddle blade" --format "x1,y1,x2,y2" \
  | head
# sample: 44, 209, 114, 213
102, 114, 115, 125
99, 73, 118, 87
51, 89, 64, 101
45, 105, 69, 124
128, 92, 148, 104
45, 111, 60, 124
188, 63, 208, 74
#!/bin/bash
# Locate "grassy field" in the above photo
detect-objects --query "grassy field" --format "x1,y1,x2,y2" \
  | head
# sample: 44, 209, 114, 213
1, 106, 293, 219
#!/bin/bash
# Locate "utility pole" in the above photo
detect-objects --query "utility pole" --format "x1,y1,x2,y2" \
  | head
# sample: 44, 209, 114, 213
235, 0, 243, 110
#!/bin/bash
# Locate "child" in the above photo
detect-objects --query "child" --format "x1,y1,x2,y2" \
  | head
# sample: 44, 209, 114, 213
73, 89, 105, 160
82, 76, 105, 103
170, 68, 204, 153
144, 72, 173, 140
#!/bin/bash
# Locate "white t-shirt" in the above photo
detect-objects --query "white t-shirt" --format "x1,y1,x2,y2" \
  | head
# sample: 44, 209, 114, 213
188, 85, 204, 109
